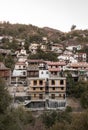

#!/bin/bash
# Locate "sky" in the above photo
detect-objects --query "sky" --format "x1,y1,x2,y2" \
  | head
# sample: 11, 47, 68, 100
0, 0, 88, 32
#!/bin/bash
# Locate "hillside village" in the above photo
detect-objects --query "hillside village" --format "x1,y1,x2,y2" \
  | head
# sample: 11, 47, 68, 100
0, 22, 88, 110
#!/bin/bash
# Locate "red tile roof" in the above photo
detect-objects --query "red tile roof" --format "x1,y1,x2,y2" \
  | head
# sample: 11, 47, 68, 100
68, 62, 88, 68
46, 61, 66, 66
16, 62, 26, 65
0, 62, 10, 70
48, 68, 61, 72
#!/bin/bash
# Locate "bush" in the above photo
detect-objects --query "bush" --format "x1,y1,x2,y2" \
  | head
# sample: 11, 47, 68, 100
65, 106, 72, 112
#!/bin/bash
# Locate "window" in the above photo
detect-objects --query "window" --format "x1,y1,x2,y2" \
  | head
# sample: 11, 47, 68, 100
63, 94, 65, 99
45, 86, 49, 91
5, 77, 8, 80
51, 94, 55, 99
60, 80, 64, 85
54, 72, 57, 75
59, 94, 61, 97
52, 87, 55, 90
34, 80, 37, 85
23, 66, 25, 68
51, 80, 55, 85
46, 71, 48, 74
61, 87, 64, 90
41, 71, 43, 74
40, 87, 43, 90
33, 87, 36, 90
23, 71, 26, 75
39, 94, 43, 99
39, 80, 43, 85
56, 65, 58, 68
34, 94, 36, 98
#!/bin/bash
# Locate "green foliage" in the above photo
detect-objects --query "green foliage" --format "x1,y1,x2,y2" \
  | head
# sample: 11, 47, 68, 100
80, 91, 88, 109
65, 106, 72, 113
24, 38, 30, 52
7, 39, 19, 51
66, 74, 88, 109
0, 54, 4, 62
41, 111, 56, 128
28, 48, 58, 61
47, 110, 88, 130
29, 35, 42, 43
1, 39, 19, 51
4, 54, 15, 70
0, 22, 45, 39
66, 71, 88, 99
0, 79, 11, 114
0, 107, 35, 130
41, 111, 71, 128
71, 25, 76, 31
2, 38, 9, 43
66, 72, 75, 96
72, 82, 86, 98
49, 122, 68, 130
69, 110, 88, 130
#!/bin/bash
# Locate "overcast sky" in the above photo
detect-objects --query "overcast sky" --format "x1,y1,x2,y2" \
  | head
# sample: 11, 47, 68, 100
0, 0, 88, 32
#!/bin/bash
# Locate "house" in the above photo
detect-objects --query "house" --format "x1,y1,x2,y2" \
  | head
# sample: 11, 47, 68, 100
63, 50, 73, 55
29, 43, 39, 54
46, 61, 66, 70
12, 61, 27, 83
27, 64, 39, 78
46, 61, 66, 77
27, 60, 45, 78
25, 77, 66, 110
0, 49, 11, 56
58, 55, 77, 63
0, 62, 11, 85
66, 45, 82, 51
16, 48, 28, 60
39, 69, 49, 78
66, 62, 88, 81
40, 44, 47, 52
10, 58, 67, 110
51, 44, 63, 54
67, 62, 88, 70
42, 37, 48, 43
74, 52, 87, 62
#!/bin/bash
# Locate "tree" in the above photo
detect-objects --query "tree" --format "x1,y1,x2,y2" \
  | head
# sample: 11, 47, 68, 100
80, 91, 88, 109
66, 72, 75, 96
49, 122, 68, 130
71, 25, 76, 31
0, 107, 35, 130
78, 45, 88, 62
28, 48, 58, 61
0, 78, 11, 114
24, 38, 30, 52
5, 54, 15, 70
0, 54, 4, 62
5, 39, 19, 52
69, 110, 88, 130
41, 111, 71, 128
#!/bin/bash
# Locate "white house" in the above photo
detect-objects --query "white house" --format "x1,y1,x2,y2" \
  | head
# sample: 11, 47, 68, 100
66, 45, 82, 51
58, 55, 77, 63
12, 69, 27, 77
39, 70, 49, 78
29, 43, 39, 54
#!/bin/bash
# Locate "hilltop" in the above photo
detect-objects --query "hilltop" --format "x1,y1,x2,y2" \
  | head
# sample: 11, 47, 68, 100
0, 22, 88, 45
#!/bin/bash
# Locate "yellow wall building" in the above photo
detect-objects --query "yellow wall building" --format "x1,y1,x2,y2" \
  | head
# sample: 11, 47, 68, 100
27, 77, 66, 109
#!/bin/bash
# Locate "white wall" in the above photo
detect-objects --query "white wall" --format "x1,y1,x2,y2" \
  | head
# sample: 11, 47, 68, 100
12, 70, 27, 77
39, 70, 49, 78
